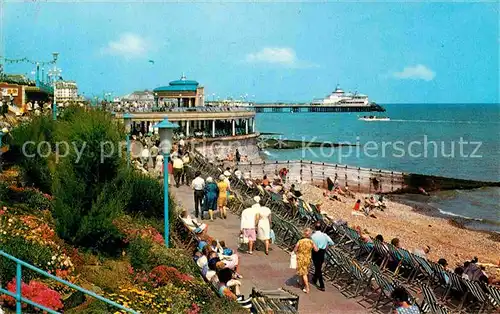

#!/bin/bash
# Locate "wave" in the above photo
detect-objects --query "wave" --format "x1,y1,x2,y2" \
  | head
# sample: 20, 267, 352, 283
437, 208, 500, 226
262, 150, 273, 157
388, 119, 495, 124
437, 208, 482, 221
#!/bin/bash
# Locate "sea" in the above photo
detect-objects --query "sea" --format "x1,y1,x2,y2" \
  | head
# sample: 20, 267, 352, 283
256, 103, 500, 233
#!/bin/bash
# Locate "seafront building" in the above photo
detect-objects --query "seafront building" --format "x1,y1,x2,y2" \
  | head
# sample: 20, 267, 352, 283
0, 74, 52, 108
113, 75, 259, 160
54, 80, 78, 103
120, 90, 155, 103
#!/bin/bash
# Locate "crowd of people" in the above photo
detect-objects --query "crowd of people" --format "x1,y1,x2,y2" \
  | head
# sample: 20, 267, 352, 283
353, 228, 498, 288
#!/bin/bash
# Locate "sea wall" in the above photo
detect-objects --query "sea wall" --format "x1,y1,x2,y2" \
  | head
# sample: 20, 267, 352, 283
227, 160, 405, 193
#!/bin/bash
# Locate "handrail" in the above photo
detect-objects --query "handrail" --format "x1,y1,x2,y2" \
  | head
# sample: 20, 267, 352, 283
0, 250, 138, 314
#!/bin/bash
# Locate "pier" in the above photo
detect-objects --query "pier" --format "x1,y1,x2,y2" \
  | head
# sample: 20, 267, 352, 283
252, 103, 385, 113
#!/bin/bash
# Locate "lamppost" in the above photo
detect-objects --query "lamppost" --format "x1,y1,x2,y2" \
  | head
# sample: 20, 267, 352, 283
154, 118, 179, 248
123, 113, 132, 168
48, 52, 61, 121
0, 127, 8, 172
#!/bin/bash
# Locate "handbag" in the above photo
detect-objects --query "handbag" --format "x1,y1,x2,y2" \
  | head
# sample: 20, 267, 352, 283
289, 252, 297, 269
269, 229, 276, 244
238, 234, 248, 245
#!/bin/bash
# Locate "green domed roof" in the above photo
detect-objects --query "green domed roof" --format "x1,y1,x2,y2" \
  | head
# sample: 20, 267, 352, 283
154, 75, 199, 92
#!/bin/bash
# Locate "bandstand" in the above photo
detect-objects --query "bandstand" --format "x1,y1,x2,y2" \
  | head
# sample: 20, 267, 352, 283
153, 74, 204, 108
116, 75, 257, 139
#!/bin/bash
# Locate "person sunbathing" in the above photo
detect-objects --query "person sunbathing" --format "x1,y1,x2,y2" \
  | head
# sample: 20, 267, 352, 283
333, 186, 346, 196
181, 210, 207, 234
323, 191, 342, 202
262, 175, 270, 187
344, 186, 356, 198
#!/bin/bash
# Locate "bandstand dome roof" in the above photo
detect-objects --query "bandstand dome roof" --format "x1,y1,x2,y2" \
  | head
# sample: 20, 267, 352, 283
154, 74, 200, 92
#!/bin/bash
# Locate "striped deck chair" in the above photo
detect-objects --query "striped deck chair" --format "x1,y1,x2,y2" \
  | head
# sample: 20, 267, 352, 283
335, 225, 359, 249
462, 279, 490, 313
307, 203, 326, 224
428, 262, 448, 289
372, 240, 391, 269
269, 191, 283, 202
487, 285, 500, 310
356, 240, 375, 264
368, 263, 396, 310
329, 248, 355, 283
296, 199, 315, 226
281, 220, 301, 250
324, 247, 344, 281
419, 281, 450, 314
443, 272, 467, 310
233, 191, 247, 214
412, 255, 435, 284
324, 223, 340, 240
386, 243, 404, 277
333, 226, 357, 252
337, 257, 372, 298
397, 248, 422, 283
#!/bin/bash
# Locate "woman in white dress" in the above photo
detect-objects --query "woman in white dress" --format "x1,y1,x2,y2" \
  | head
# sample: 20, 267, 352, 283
256, 206, 272, 255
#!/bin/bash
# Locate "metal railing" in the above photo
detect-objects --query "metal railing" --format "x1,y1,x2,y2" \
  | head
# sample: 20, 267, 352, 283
110, 106, 255, 113
0, 250, 138, 314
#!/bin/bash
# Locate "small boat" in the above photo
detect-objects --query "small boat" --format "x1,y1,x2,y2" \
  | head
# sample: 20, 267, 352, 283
359, 115, 390, 121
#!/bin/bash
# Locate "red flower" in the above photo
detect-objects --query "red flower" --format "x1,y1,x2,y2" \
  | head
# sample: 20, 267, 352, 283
148, 265, 193, 287
186, 303, 201, 314
0, 278, 63, 311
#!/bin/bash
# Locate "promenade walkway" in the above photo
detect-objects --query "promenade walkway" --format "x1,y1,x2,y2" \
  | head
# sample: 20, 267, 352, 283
171, 185, 367, 314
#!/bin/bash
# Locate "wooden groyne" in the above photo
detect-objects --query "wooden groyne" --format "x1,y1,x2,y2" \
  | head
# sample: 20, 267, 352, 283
226, 160, 499, 194
257, 138, 356, 150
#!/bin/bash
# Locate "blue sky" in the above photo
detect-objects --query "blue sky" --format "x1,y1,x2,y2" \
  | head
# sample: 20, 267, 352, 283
1, 1, 498, 103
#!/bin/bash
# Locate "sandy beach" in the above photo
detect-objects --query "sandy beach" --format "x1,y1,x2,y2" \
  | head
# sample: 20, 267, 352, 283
299, 183, 500, 278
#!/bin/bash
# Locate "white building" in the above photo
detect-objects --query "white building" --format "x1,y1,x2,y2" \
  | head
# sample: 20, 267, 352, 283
54, 81, 78, 103
120, 90, 155, 103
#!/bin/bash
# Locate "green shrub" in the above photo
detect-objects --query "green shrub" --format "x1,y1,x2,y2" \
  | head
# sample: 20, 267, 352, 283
0, 182, 8, 201
7, 115, 55, 193
128, 237, 154, 271
51, 108, 125, 255
75, 190, 125, 255
123, 171, 164, 218
0, 236, 53, 283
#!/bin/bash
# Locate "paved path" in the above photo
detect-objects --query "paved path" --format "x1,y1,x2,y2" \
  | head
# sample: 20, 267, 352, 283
172, 185, 367, 314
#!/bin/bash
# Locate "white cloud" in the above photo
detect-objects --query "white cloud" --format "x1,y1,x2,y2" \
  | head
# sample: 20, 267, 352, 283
393, 64, 436, 81
101, 33, 149, 58
245, 47, 317, 68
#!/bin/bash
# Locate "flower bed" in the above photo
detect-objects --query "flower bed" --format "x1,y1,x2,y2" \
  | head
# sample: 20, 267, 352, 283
0, 206, 74, 286
0, 183, 53, 211
0, 279, 63, 312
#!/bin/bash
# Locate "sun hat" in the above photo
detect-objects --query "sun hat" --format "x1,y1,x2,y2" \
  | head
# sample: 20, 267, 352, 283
224, 171, 231, 176
223, 247, 233, 256
253, 196, 261, 203
219, 174, 225, 180
206, 177, 213, 183
198, 241, 208, 252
